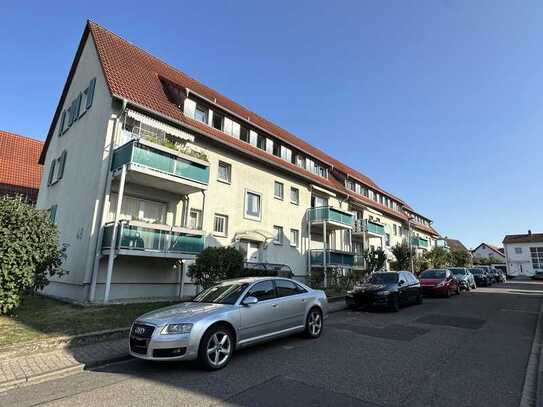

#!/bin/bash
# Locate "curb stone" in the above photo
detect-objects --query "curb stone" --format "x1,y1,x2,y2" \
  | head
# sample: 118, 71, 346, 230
520, 295, 543, 407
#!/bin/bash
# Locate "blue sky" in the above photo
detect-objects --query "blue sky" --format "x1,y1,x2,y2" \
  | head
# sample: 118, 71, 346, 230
1, 1, 542, 248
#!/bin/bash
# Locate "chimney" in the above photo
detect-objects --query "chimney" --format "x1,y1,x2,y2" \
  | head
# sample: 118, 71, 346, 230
528, 230, 532, 235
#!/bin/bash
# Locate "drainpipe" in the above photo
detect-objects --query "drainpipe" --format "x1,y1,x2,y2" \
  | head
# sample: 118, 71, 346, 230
88, 99, 127, 302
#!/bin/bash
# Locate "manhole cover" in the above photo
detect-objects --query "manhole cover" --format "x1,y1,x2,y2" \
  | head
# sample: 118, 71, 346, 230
415, 314, 485, 329
330, 323, 429, 341
224, 376, 379, 406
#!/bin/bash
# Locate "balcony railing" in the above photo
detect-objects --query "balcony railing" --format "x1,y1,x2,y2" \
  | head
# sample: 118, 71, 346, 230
111, 139, 209, 185
353, 219, 385, 235
308, 206, 354, 227
412, 237, 429, 248
310, 249, 354, 268
102, 221, 205, 256
353, 254, 366, 268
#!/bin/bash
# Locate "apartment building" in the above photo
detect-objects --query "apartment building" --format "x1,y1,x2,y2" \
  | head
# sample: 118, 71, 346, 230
37, 21, 440, 303
503, 232, 543, 277
0, 130, 43, 203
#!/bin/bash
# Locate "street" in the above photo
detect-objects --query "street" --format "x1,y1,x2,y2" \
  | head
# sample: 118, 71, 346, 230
2, 278, 542, 407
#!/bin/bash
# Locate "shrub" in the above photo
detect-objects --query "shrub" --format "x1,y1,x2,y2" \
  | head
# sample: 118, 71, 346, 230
363, 248, 387, 273
450, 249, 472, 267
188, 246, 244, 289
390, 241, 413, 271
0, 196, 65, 314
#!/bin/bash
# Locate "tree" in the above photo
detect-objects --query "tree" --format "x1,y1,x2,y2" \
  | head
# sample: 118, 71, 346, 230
0, 196, 65, 314
424, 247, 450, 269
450, 249, 472, 267
188, 246, 244, 289
390, 241, 413, 271
363, 248, 387, 273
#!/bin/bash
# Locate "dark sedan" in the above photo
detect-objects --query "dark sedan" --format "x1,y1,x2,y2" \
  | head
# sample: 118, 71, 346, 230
469, 268, 491, 286
345, 271, 423, 312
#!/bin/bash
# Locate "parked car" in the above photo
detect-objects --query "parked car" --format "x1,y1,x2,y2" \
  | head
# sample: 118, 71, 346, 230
532, 271, 543, 280
129, 277, 327, 370
419, 269, 460, 297
469, 268, 491, 286
449, 267, 476, 291
493, 268, 507, 283
345, 271, 422, 312
476, 266, 496, 284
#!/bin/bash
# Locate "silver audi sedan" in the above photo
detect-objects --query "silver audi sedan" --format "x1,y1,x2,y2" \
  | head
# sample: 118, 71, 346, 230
129, 277, 328, 370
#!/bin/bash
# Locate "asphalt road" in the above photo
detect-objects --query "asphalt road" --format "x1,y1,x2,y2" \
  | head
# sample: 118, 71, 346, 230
2, 278, 542, 407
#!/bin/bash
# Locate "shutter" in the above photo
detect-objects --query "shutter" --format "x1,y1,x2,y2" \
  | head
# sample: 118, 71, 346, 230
231, 121, 240, 139
57, 151, 67, 180
183, 98, 196, 119
48, 159, 57, 185
207, 110, 214, 126
58, 111, 66, 137
73, 93, 82, 121
266, 138, 273, 154
85, 77, 96, 110
223, 117, 233, 135
49, 205, 57, 223
249, 130, 258, 146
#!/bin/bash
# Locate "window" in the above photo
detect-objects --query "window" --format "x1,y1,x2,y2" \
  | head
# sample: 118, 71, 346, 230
246, 280, 276, 301
275, 280, 305, 297
273, 226, 283, 244
385, 233, 391, 247
189, 209, 202, 229
47, 151, 67, 186
393, 224, 397, 236
311, 195, 328, 208
290, 229, 299, 247
257, 134, 267, 150
346, 180, 355, 191
48, 205, 58, 223
515, 247, 523, 254
213, 214, 228, 236
240, 126, 249, 143
531, 247, 543, 270
217, 161, 231, 183
273, 142, 281, 157
212, 112, 224, 130
290, 187, 299, 205
194, 105, 208, 123
274, 181, 284, 200
245, 191, 261, 220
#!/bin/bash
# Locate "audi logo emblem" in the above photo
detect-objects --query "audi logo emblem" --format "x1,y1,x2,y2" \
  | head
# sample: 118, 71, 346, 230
134, 327, 146, 335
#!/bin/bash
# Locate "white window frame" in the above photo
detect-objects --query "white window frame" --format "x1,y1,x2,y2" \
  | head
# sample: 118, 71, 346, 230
290, 228, 299, 247
274, 181, 284, 200
273, 225, 283, 245
213, 214, 228, 237
290, 187, 299, 205
217, 161, 232, 184
244, 190, 262, 221
189, 209, 202, 230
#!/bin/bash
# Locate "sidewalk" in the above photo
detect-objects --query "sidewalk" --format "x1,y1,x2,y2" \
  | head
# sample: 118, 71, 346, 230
0, 299, 346, 393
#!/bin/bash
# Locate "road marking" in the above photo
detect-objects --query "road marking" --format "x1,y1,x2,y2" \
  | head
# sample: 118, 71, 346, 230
500, 309, 539, 315
519, 296, 543, 407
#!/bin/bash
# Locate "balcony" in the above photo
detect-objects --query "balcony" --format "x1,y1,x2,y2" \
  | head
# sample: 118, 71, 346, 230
412, 237, 429, 248
310, 249, 354, 268
353, 254, 366, 269
353, 219, 385, 236
111, 139, 209, 194
102, 220, 205, 259
308, 206, 354, 228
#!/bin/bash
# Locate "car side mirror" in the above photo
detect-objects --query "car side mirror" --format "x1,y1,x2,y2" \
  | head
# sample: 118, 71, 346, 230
242, 296, 258, 306
399, 280, 405, 286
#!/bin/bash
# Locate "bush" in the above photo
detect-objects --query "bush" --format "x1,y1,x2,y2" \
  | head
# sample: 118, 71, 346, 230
0, 196, 65, 314
188, 246, 244, 289
390, 241, 413, 271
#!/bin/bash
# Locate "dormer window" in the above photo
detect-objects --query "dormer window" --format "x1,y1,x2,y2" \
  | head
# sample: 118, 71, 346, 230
212, 111, 224, 130
194, 105, 208, 124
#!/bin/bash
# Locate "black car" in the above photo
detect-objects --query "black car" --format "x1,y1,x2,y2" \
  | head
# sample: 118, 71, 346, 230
469, 268, 491, 286
345, 271, 423, 312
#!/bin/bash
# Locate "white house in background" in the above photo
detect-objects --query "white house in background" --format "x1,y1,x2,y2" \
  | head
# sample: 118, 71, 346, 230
503, 232, 543, 277
471, 243, 505, 263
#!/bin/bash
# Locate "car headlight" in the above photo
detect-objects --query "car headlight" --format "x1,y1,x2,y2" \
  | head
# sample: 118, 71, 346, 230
436, 281, 446, 288
161, 323, 193, 335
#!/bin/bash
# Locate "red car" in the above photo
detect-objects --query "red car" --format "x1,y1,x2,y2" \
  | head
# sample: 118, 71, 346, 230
419, 269, 460, 297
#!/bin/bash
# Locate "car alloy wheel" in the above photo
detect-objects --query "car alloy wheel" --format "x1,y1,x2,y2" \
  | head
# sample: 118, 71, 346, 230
305, 308, 323, 338
206, 331, 232, 368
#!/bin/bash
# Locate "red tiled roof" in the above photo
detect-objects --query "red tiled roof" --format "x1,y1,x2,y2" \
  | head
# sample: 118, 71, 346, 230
503, 234, 543, 245
40, 21, 437, 234
0, 130, 43, 202
472, 243, 506, 257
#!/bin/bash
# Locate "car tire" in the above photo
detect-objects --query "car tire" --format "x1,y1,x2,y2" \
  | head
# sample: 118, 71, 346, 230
198, 324, 234, 371
304, 307, 323, 339
390, 294, 400, 312
456, 285, 461, 295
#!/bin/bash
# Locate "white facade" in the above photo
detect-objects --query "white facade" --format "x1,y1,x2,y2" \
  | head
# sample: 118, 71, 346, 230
472, 243, 506, 263
503, 240, 543, 277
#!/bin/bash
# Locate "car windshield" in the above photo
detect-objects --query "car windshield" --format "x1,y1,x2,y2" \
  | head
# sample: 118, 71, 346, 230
193, 282, 249, 305
450, 268, 465, 275
368, 273, 399, 284
470, 268, 482, 274
420, 270, 446, 279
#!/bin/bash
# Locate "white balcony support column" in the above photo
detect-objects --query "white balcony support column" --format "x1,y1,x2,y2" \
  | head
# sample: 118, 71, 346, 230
201, 190, 206, 230
176, 259, 184, 298
307, 212, 312, 278
104, 164, 127, 303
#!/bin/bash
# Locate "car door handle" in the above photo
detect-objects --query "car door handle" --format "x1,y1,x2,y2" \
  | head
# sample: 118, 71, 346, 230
272, 303, 279, 308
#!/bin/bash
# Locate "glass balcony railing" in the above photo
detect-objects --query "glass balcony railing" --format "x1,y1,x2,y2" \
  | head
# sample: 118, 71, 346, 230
353, 219, 385, 235
353, 254, 365, 267
111, 140, 209, 185
310, 249, 354, 267
412, 237, 429, 248
308, 207, 354, 227
102, 222, 205, 256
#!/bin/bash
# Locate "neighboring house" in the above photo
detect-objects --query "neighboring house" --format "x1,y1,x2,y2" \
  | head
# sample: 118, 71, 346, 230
472, 243, 506, 263
37, 21, 440, 303
445, 238, 470, 253
0, 130, 43, 203
503, 232, 543, 277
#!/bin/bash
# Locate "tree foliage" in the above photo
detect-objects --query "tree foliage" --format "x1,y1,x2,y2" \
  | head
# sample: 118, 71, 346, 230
188, 246, 245, 289
363, 248, 387, 273
450, 249, 472, 267
424, 247, 450, 269
0, 196, 65, 314
390, 241, 413, 271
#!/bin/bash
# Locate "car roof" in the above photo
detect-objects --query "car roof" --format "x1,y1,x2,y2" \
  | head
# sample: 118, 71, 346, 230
220, 276, 293, 284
